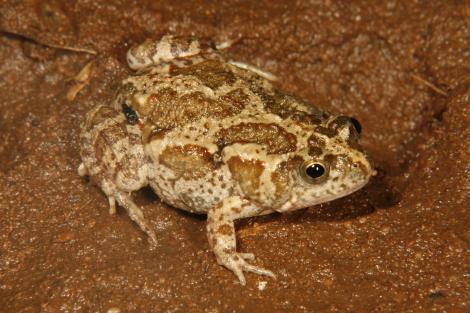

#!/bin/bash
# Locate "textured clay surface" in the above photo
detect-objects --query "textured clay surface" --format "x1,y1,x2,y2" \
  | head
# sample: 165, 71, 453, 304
0, 1, 469, 312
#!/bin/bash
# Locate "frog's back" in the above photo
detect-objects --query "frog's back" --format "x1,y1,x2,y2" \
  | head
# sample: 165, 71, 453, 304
113, 57, 328, 213
117, 58, 329, 134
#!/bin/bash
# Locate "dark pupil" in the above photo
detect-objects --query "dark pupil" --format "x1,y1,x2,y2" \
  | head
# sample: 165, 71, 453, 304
350, 117, 362, 134
306, 164, 325, 179
123, 104, 138, 125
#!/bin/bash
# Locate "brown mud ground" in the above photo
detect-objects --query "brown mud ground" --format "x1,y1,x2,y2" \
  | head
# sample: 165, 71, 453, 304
0, 1, 469, 312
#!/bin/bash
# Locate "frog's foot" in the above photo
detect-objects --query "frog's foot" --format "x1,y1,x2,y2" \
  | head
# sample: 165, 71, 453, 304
113, 192, 158, 246
215, 250, 275, 286
207, 197, 276, 285
127, 35, 217, 71
79, 163, 117, 216
88, 180, 157, 244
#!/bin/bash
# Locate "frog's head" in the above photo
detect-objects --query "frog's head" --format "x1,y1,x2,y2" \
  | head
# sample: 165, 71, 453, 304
278, 115, 374, 211
222, 116, 374, 211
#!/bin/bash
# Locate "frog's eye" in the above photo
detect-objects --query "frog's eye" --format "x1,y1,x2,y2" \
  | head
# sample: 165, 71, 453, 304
350, 117, 362, 135
300, 160, 329, 184
123, 103, 138, 125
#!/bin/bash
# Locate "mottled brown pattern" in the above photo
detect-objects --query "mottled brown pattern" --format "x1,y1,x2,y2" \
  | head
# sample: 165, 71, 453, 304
324, 154, 348, 175
88, 105, 121, 126
159, 144, 217, 179
117, 83, 137, 105
314, 125, 337, 138
271, 161, 290, 203
311, 111, 359, 142
180, 194, 207, 213
231, 207, 241, 213
250, 83, 328, 124
328, 116, 352, 132
354, 160, 370, 177
271, 156, 305, 205
170, 59, 236, 89
217, 122, 297, 154
227, 156, 264, 200
169, 36, 193, 56
307, 134, 326, 157
217, 224, 233, 236
86, 107, 127, 170
134, 88, 245, 129
328, 116, 363, 150
92, 135, 107, 171
145, 127, 171, 143
219, 88, 249, 111
345, 132, 363, 151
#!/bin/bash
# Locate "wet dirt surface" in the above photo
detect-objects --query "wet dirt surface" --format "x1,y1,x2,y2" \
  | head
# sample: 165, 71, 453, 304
0, 1, 469, 312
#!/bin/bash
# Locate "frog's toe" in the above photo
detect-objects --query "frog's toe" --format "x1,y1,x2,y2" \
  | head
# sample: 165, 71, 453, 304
242, 262, 276, 279
78, 163, 88, 176
108, 196, 116, 215
239, 252, 255, 260
114, 192, 158, 246
231, 264, 247, 286
222, 252, 275, 285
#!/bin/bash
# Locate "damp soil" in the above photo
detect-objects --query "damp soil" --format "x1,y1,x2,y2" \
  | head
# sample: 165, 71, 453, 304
0, 1, 469, 312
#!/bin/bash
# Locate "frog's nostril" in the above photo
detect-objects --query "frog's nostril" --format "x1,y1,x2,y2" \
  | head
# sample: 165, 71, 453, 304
351, 162, 371, 178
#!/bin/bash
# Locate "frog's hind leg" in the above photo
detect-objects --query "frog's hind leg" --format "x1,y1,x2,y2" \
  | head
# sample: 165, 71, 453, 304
126, 34, 218, 71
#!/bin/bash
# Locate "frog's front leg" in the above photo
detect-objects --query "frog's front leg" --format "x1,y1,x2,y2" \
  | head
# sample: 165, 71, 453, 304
207, 197, 276, 285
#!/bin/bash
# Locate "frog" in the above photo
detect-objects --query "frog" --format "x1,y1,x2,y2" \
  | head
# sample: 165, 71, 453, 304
78, 35, 374, 285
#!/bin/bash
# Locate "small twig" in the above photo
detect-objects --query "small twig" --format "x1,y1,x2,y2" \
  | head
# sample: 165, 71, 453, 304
1, 30, 97, 55
410, 73, 447, 96
67, 61, 94, 101
75, 61, 94, 83
46, 42, 97, 55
